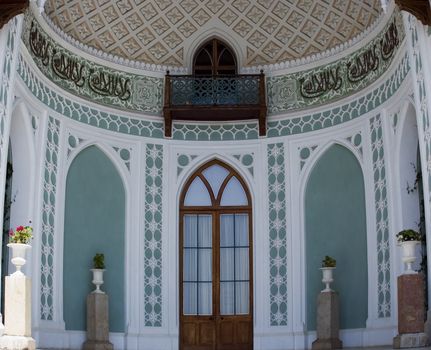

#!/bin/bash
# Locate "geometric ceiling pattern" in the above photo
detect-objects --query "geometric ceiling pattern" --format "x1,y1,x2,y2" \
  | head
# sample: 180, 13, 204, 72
44, 0, 381, 67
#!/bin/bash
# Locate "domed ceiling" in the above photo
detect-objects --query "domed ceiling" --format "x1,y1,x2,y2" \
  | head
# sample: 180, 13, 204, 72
44, 0, 382, 67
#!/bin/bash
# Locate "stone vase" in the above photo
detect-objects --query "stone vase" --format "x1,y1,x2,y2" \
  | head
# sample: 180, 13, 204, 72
400, 240, 419, 274
320, 267, 335, 292
7, 243, 31, 276
90, 268, 105, 294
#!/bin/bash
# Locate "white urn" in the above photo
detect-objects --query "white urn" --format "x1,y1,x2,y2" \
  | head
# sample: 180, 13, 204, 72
320, 267, 335, 292
400, 240, 420, 274
90, 268, 105, 294
7, 243, 31, 276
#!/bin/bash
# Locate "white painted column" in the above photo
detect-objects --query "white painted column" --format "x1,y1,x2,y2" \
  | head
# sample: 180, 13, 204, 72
0, 15, 24, 321
402, 11, 431, 315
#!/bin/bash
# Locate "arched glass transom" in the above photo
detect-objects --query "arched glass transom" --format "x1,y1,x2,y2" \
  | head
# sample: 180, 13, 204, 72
181, 161, 250, 207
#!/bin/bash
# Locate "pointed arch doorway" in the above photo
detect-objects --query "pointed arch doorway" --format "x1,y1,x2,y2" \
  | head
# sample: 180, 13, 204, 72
179, 160, 253, 350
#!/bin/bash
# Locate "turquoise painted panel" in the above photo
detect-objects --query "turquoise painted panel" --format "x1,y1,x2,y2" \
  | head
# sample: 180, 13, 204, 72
267, 143, 288, 326
305, 145, 367, 330
63, 146, 125, 332
143, 144, 164, 327
369, 115, 391, 318
40, 116, 60, 321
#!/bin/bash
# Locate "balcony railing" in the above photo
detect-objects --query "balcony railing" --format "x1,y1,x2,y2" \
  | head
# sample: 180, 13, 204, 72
163, 72, 267, 137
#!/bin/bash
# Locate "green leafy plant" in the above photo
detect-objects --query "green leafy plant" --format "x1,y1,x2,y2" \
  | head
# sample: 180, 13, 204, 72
321, 255, 336, 268
396, 229, 422, 243
93, 253, 105, 269
9, 224, 33, 244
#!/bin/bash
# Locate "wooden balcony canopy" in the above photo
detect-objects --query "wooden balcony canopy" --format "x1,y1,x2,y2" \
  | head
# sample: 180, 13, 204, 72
163, 71, 267, 138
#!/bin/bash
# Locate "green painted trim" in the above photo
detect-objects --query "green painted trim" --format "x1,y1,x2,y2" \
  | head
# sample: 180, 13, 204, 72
40, 116, 60, 321
369, 115, 391, 318
144, 144, 164, 327
267, 143, 288, 326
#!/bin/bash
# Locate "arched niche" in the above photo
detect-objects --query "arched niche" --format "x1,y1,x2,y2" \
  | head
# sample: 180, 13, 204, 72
63, 145, 125, 332
398, 103, 423, 272
398, 103, 421, 231
305, 144, 367, 330
6, 103, 35, 277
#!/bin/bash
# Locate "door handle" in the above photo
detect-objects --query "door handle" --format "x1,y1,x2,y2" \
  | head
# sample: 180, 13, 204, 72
220, 317, 224, 321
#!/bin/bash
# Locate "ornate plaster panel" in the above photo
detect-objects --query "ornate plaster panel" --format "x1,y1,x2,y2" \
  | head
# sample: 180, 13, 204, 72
44, 0, 381, 67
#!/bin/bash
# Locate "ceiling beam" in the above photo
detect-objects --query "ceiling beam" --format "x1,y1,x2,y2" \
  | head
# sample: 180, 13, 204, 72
0, 0, 29, 30
395, 0, 431, 26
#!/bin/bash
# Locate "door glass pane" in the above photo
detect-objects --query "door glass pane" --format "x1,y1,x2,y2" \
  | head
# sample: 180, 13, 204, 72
220, 214, 234, 247
235, 247, 249, 280
184, 215, 197, 247
220, 247, 234, 280
220, 214, 250, 316
220, 282, 234, 315
198, 283, 212, 315
183, 283, 197, 315
235, 282, 249, 314
183, 214, 212, 315
183, 249, 197, 281
198, 215, 212, 247
235, 214, 249, 246
198, 249, 212, 281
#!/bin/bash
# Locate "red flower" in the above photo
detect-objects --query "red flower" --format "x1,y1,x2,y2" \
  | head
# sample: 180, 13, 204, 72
16, 226, 24, 231
8, 229, 13, 236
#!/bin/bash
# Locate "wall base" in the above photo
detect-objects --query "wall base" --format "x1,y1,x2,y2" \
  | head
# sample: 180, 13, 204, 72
35, 325, 397, 350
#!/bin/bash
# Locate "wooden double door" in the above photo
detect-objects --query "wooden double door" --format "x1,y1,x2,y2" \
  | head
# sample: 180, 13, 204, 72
179, 211, 253, 350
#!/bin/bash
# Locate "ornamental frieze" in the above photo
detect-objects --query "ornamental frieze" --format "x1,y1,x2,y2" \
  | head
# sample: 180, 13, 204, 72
24, 11, 403, 117
24, 16, 162, 115
267, 11, 405, 115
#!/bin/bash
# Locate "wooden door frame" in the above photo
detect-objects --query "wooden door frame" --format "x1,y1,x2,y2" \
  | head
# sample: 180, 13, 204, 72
179, 160, 253, 350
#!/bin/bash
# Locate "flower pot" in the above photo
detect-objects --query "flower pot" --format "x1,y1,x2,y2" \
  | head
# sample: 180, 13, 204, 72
400, 240, 419, 274
90, 268, 105, 294
320, 267, 335, 292
7, 243, 31, 276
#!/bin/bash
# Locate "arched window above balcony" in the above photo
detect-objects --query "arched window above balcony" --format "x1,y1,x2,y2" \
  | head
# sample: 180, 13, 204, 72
193, 39, 237, 76
164, 39, 266, 138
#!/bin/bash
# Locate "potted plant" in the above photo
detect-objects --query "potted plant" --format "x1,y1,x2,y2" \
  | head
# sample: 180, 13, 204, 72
91, 253, 106, 294
7, 224, 33, 276
396, 229, 422, 274
320, 255, 336, 292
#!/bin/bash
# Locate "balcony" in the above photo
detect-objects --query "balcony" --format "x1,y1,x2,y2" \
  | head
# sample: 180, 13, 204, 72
163, 72, 267, 137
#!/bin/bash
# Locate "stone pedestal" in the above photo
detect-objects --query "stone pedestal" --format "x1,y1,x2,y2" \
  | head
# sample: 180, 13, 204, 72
312, 291, 342, 350
83, 293, 113, 350
0, 275, 35, 350
393, 274, 429, 348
